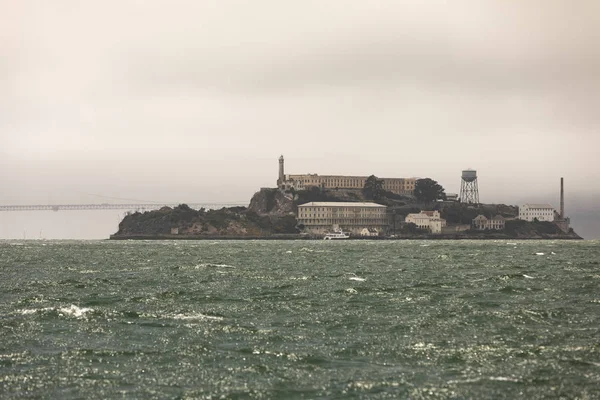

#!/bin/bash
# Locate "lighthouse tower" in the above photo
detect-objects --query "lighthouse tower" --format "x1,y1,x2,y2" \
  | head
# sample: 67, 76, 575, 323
277, 155, 285, 188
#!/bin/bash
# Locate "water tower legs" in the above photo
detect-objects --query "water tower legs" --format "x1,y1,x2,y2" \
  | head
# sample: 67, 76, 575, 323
460, 178, 479, 204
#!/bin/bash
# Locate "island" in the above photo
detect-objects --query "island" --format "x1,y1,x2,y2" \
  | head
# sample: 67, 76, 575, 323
110, 186, 581, 240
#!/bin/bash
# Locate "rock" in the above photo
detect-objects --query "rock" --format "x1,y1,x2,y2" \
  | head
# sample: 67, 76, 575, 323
248, 188, 294, 216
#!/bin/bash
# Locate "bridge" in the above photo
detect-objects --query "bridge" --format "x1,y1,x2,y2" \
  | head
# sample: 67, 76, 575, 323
0, 203, 247, 212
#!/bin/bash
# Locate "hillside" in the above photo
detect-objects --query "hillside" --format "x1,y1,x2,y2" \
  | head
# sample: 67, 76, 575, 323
111, 204, 298, 238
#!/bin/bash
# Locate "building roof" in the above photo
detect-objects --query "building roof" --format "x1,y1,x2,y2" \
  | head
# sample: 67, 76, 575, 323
473, 214, 488, 221
406, 213, 431, 219
490, 215, 506, 221
298, 202, 387, 208
421, 211, 437, 216
287, 174, 417, 181
521, 204, 554, 209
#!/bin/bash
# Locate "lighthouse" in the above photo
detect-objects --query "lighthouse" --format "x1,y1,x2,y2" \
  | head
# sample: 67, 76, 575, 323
277, 155, 285, 188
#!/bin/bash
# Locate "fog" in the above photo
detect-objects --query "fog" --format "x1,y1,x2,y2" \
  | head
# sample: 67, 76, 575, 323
1, 1, 599, 238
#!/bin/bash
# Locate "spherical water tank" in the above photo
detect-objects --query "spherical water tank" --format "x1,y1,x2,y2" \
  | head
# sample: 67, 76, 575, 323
461, 169, 477, 182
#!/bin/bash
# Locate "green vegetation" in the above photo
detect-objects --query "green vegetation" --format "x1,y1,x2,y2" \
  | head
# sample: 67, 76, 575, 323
295, 187, 343, 204
438, 203, 481, 225
504, 219, 564, 236
115, 203, 299, 237
363, 175, 385, 202
414, 178, 446, 204
399, 222, 428, 234
436, 203, 518, 225
245, 212, 298, 234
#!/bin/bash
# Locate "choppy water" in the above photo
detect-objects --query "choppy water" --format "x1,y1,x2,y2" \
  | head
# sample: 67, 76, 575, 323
1, 240, 599, 399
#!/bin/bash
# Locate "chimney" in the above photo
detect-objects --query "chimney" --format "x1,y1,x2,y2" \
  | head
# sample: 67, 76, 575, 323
560, 177, 564, 219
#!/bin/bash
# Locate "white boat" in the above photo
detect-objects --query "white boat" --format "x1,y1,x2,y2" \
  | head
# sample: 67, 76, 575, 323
323, 229, 350, 240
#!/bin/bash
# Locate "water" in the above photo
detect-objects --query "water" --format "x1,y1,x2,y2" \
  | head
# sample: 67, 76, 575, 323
1, 240, 599, 399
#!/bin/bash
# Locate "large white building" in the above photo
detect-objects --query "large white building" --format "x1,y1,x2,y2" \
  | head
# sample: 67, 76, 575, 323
277, 155, 416, 195
518, 204, 555, 222
405, 210, 447, 234
297, 202, 388, 235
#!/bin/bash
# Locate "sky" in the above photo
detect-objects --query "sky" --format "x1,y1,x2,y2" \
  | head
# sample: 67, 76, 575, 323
1, 0, 599, 238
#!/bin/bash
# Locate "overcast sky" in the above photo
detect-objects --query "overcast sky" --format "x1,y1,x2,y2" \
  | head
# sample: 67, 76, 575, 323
1, 1, 599, 237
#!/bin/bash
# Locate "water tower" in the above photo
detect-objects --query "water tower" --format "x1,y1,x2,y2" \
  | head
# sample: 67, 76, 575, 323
460, 169, 479, 204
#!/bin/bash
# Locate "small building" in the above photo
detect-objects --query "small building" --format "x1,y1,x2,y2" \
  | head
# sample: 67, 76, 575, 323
445, 193, 459, 202
405, 210, 447, 234
472, 214, 505, 230
472, 215, 488, 230
518, 204, 555, 222
488, 215, 506, 230
360, 227, 379, 237
297, 202, 388, 235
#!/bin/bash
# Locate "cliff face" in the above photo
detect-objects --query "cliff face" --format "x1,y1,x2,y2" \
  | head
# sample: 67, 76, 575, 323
248, 188, 294, 216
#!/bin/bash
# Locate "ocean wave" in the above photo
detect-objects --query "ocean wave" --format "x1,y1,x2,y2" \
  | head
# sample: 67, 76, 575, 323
348, 276, 366, 282
170, 312, 224, 321
194, 263, 236, 269
18, 305, 94, 319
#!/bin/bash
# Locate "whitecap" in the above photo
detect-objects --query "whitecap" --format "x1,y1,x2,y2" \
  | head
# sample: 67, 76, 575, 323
58, 305, 94, 318
489, 376, 521, 383
20, 309, 41, 315
286, 250, 292, 254
171, 313, 223, 321
345, 288, 358, 294
349, 277, 366, 282
535, 252, 545, 256
523, 274, 534, 279
194, 263, 235, 269
19, 305, 94, 319
447, 377, 482, 384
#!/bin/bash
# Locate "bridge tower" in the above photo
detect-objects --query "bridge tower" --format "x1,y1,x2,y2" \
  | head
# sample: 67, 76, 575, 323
459, 169, 479, 204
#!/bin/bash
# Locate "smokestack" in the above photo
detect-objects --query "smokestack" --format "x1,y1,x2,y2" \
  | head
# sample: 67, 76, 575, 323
560, 177, 564, 219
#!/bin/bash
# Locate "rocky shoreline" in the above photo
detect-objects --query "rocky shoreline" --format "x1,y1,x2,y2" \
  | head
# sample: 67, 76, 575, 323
110, 232, 581, 241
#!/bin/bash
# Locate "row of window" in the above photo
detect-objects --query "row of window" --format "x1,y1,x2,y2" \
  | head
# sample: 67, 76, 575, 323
300, 208, 385, 213
299, 214, 384, 218
291, 177, 415, 188
300, 220, 388, 225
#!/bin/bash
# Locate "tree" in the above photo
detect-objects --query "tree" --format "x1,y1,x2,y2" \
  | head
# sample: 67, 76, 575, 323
363, 175, 385, 201
414, 178, 446, 204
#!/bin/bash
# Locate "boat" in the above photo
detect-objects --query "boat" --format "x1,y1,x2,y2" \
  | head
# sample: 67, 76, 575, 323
323, 229, 350, 240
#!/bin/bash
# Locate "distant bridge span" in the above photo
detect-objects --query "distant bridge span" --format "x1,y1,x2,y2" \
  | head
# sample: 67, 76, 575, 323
0, 203, 248, 212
